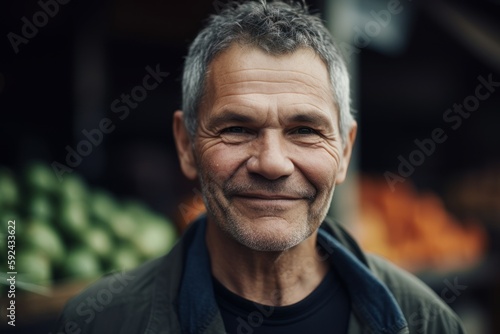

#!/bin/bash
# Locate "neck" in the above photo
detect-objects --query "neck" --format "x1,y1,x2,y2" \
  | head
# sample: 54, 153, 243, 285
205, 219, 330, 306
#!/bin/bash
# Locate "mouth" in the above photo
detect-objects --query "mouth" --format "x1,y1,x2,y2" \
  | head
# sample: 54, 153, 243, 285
231, 193, 305, 211
235, 193, 302, 201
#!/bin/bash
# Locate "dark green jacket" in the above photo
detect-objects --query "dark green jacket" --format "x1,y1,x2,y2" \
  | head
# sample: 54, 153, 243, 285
54, 217, 466, 334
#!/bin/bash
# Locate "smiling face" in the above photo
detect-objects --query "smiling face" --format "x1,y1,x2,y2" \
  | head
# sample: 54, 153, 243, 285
174, 44, 356, 252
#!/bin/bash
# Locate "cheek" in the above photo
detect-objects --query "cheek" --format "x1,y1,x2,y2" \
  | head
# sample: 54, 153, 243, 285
292, 146, 340, 190
199, 143, 249, 182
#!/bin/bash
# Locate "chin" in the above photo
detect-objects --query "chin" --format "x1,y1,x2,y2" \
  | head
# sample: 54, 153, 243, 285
224, 216, 314, 252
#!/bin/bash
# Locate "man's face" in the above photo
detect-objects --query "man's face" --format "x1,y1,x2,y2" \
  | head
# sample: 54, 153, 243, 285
174, 44, 356, 252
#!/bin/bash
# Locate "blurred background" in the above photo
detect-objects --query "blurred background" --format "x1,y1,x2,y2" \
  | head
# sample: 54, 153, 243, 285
0, 0, 499, 333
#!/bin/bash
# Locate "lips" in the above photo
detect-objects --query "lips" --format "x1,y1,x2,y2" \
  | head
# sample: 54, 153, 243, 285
223, 177, 316, 202
235, 192, 302, 200
231, 193, 305, 212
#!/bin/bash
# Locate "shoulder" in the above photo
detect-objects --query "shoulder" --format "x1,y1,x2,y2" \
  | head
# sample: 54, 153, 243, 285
53, 219, 201, 334
366, 254, 466, 334
54, 221, 201, 333
54, 255, 167, 334
322, 219, 467, 333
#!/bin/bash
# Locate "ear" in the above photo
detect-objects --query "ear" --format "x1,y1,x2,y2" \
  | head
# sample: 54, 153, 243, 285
335, 121, 357, 184
173, 110, 198, 180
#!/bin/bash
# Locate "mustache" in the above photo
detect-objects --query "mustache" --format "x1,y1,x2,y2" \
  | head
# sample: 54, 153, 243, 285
223, 175, 316, 200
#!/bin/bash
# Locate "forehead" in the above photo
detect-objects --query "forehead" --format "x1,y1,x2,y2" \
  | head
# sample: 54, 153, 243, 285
203, 44, 335, 112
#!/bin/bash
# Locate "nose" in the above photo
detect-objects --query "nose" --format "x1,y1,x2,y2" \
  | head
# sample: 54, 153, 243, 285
246, 130, 294, 180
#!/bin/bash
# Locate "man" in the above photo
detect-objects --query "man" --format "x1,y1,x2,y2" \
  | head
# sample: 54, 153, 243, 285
55, 1, 466, 333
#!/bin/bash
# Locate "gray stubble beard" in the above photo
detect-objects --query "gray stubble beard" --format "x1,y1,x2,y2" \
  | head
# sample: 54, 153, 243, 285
198, 168, 334, 252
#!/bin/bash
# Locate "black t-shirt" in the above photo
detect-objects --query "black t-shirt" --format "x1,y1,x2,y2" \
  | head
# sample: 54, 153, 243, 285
213, 267, 350, 334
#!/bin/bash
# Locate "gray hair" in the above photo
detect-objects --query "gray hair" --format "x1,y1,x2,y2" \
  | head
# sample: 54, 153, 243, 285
182, 0, 354, 143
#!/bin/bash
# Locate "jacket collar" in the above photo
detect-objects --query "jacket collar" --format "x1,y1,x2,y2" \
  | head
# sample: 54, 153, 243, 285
177, 216, 408, 334
317, 228, 408, 334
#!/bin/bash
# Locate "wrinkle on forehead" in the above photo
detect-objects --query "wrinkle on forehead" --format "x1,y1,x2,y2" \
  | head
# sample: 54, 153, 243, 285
201, 44, 338, 122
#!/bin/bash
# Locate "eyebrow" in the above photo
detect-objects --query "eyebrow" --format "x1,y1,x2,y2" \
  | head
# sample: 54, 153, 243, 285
206, 109, 333, 128
206, 111, 256, 127
286, 111, 332, 128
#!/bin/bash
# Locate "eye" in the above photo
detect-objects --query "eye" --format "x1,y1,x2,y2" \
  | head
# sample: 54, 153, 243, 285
221, 126, 246, 134
291, 127, 318, 135
219, 126, 254, 144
